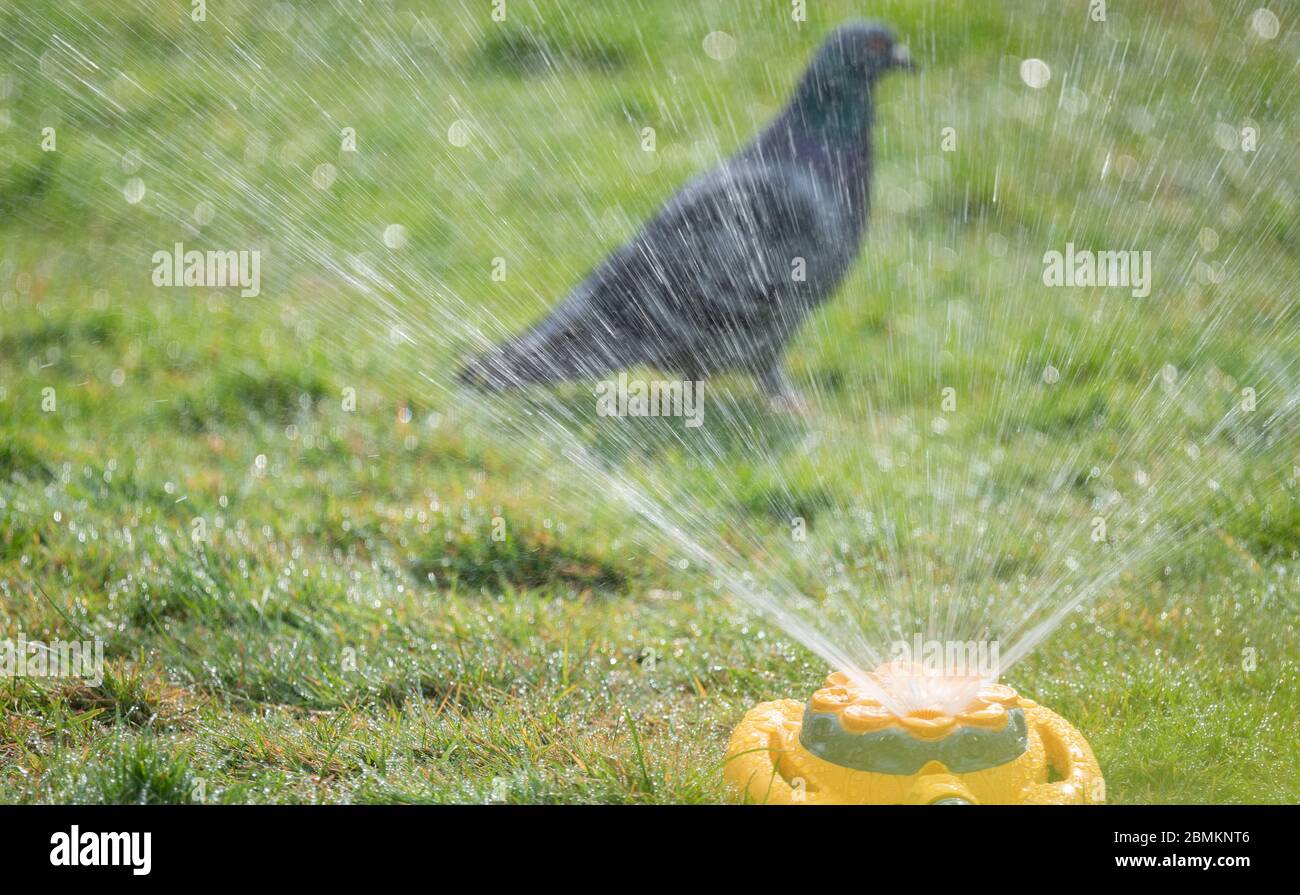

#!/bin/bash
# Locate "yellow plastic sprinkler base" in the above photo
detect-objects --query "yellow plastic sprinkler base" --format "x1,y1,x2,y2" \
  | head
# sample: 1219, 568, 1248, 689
725, 669, 1104, 805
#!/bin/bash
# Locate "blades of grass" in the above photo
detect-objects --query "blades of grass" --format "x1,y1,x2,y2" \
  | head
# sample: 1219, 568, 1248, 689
623, 707, 654, 796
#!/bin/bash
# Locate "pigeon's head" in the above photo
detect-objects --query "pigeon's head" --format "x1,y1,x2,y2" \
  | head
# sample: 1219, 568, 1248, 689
789, 22, 913, 136
812, 21, 915, 84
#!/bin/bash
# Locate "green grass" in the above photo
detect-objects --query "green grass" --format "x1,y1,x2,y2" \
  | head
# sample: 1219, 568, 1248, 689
1, 0, 1297, 803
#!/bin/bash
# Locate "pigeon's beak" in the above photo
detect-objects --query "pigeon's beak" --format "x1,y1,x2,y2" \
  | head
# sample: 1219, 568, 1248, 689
891, 43, 917, 72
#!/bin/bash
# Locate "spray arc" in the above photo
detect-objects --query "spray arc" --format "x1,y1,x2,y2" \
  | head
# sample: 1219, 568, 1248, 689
725, 664, 1104, 804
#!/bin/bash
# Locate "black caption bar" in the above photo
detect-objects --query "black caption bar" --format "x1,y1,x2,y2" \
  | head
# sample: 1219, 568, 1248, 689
0, 804, 1287, 882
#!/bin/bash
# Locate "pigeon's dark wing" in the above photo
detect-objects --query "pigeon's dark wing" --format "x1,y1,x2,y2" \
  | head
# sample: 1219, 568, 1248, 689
458, 163, 836, 388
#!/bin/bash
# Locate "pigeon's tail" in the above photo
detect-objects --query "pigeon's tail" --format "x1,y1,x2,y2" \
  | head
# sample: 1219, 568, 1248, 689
455, 313, 626, 391
455, 342, 561, 391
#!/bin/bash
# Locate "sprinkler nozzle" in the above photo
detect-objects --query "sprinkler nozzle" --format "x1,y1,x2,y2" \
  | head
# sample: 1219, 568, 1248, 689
724, 665, 1104, 805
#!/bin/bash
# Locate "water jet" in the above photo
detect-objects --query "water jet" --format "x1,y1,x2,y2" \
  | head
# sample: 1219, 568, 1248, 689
725, 663, 1103, 804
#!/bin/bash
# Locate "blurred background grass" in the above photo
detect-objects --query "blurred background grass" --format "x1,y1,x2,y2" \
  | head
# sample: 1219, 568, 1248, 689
0, 0, 1297, 802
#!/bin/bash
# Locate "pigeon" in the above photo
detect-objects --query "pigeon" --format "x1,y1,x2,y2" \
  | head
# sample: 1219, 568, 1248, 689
458, 21, 914, 405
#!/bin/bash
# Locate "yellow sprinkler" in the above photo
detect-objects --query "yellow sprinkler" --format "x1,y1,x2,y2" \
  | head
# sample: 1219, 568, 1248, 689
725, 664, 1104, 805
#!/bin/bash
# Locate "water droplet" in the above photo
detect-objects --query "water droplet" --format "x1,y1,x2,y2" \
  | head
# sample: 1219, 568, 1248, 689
123, 177, 146, 204
1019, 58, 1050, 89
312, 162, 336, 189
703, 31, 737, 61
1060, 87, 1089, 116
1213, 122, 1238, 150
1250, 8, 1280, 40
447, 119, 471, 147
383, 224, 408, 249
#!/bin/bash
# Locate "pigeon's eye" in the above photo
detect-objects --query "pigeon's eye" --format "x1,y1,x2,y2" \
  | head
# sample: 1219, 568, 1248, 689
867, 36, 890, 56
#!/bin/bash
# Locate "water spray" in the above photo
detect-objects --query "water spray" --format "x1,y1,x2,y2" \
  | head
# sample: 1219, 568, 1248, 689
725, 663, 1103, 804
